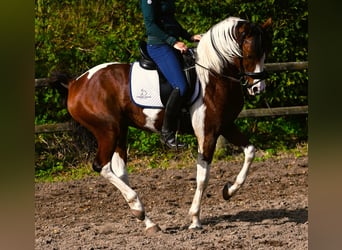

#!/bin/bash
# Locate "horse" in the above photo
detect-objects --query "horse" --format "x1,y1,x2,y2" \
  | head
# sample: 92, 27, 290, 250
51, 16, 272, 234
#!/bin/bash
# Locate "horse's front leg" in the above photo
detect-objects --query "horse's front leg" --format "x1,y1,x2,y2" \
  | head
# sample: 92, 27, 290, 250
188, 136, 216, 229
222, 145, 255, 199
221, 123, 255, 200
188, 154, 210, 229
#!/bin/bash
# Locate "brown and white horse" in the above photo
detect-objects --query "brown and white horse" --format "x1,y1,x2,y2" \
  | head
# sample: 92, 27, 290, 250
51, 17, 272, 234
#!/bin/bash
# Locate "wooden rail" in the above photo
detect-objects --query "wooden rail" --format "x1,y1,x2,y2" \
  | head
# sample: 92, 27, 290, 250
35, 78, 50, 87
35, 122, 74, 134
264, 61, 308, 72
35, 106, 308, 134
238, 105, 308, 118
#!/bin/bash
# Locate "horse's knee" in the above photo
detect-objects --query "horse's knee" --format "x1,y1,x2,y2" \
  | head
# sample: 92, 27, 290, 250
119, 174, 129, 185
196, 174, 209, 190
196, 153, 210, 187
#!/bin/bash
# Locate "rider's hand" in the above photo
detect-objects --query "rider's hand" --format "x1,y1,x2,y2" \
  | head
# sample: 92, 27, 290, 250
191, 34, 202, 42
173, 41, 188, 54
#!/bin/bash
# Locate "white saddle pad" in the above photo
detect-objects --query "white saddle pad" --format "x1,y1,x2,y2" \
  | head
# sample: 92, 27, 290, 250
130, 62, 164, 108
129, 61, 200, 108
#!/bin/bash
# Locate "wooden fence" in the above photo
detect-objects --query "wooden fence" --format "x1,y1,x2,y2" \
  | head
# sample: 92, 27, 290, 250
35, 61, 308, 134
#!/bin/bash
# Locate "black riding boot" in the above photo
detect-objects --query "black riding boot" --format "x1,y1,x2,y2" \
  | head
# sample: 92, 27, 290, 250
161, 87, 186, 149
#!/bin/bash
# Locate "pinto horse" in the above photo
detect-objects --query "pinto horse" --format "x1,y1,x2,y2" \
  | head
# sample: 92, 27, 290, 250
52, 17, 272, 234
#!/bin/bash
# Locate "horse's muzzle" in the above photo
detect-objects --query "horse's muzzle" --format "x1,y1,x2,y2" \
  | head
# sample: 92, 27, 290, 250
247, 80, 266, 95
242, 70, 268, 95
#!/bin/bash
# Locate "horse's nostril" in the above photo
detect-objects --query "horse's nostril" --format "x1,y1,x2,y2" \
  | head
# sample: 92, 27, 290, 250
252, 86, 258, 93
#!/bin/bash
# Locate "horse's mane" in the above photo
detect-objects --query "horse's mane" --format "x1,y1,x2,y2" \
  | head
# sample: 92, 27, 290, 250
196, 17, 246, 84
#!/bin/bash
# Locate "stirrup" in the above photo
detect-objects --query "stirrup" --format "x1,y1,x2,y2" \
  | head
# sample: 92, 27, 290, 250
160, 132, 186, 150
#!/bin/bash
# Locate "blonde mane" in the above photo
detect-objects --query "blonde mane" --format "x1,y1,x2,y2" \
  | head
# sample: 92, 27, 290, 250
196, 17, 245, 84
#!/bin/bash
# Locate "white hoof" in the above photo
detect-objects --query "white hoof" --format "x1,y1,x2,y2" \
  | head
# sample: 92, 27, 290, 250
145, 224, 161, 236
188, 222, 203, 230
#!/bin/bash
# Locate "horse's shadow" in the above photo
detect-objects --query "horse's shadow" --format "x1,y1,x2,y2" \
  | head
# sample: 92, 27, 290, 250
164, 208, 308, 233
203, 207, 308, 226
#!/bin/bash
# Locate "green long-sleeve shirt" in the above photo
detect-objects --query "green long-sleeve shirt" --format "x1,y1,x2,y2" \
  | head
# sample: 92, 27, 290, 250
141, 0, 193, 46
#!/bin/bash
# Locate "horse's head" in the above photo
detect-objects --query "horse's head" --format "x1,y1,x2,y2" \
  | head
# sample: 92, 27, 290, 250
196, 17, 272, 95
235, 18, 272, 95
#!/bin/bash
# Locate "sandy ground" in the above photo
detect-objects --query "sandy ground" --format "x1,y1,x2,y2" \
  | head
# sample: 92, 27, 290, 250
35, 153, 308, 249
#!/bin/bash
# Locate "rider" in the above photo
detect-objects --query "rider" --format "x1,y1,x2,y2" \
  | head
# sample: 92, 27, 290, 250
140, 0, 201, 149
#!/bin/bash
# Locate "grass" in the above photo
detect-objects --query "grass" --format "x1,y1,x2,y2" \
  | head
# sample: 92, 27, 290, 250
35, 163, 97, 183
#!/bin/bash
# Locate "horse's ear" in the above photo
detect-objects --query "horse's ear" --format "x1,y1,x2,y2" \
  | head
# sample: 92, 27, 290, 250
262, 18, 272, 30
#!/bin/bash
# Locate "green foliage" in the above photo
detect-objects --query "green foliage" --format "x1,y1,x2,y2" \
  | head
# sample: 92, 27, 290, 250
35, 0, 308, 178
35, 87, 69, 124
128, 128, 160, 155
235, 115, 307, 152
35, 0, 144, 78
35, 162, 64, 182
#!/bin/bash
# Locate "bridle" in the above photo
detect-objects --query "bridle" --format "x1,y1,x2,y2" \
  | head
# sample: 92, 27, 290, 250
237, 27, 268, 89
199, 25, 269, 90
238, 55, 268, 90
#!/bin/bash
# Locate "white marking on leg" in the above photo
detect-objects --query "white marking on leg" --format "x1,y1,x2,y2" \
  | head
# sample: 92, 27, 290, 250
101, 161, 159, 231
189, 97, 206, 153
101, 164, 144, 211
189, 156, 210, 229
227, 145, 255, 196
144, 216, 158, 230
188, 96, 209, 229
142, 108, 161, 131
111, 152, 129, 185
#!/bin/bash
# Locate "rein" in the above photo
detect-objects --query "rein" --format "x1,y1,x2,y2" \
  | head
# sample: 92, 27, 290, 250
194, 62, 240, 83
194, 61, 267, 87
185, 48, 241, 83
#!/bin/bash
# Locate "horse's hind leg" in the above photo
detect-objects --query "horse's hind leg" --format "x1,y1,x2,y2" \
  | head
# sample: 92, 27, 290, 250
100, 163, 160, 234
221, 123, 255, 200
93, 126, 160, 234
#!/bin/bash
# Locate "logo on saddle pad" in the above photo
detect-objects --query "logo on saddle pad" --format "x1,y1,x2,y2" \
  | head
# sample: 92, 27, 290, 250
129, 62, 199, 108
136, 89, 151, 99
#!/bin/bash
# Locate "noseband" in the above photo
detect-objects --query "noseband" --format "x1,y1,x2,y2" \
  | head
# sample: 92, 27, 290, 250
238, 56, 268, 89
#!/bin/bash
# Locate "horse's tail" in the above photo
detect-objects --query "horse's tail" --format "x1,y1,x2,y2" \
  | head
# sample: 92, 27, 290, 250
49, 71, 73, 107
48, 71, 97, 154
49, 71, 72, 92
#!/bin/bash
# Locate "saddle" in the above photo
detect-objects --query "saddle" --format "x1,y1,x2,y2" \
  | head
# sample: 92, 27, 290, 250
138, 41, 157, 70
138, 41, 198, 106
